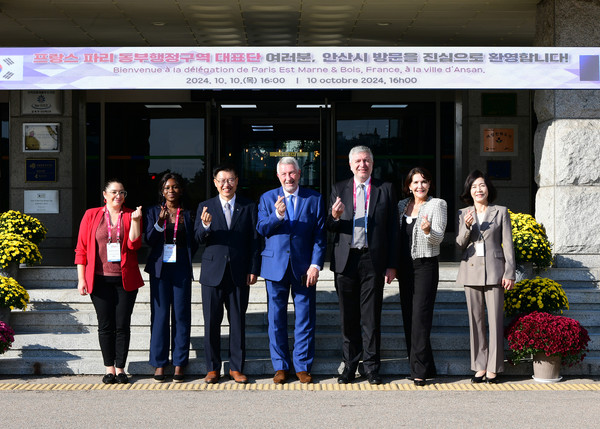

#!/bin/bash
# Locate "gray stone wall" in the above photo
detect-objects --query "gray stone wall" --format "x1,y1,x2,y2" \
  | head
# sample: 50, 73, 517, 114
8, 90, 83, 265
534, 0, 600, 267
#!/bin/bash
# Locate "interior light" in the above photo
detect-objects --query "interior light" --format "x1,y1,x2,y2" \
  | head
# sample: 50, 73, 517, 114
144, 104, 182, 108
252, 125, 274, 132
296, 104, 331, 108
371, 104, 408, 108
221, 104, 257, 108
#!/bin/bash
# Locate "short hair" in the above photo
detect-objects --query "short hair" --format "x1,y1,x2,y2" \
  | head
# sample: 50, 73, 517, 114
213, 163, 237, 178
460, 169, 497, 205
348, 145, 373, 163
277, 156, 299, 173
402, 167, 434, 199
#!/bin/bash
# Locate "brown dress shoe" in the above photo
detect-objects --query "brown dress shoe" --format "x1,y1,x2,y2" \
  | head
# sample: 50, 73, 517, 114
296, 371, 312, 383
229, 370, 248, 384
204, 371, 220, 384
273, 370, 289, 384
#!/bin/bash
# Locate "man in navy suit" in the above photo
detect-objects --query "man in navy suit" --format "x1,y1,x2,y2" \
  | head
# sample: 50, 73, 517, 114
195, 164, 261, 384
326, 146, 398, 385
256, 157, 326, 384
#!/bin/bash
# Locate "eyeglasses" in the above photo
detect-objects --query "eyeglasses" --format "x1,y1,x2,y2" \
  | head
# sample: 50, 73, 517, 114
108, 190, 127, 197
215, 178, 237, 185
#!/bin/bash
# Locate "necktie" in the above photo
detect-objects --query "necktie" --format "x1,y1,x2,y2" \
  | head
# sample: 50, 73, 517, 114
224, 202, 232, 229
287, 195, 295, 221
354, 184, 366, 248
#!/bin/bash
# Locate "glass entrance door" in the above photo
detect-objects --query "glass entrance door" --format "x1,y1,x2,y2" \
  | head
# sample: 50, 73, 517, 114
218, 102, 323, 202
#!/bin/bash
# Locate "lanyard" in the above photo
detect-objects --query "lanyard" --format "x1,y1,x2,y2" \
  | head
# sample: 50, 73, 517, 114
163, 208, 180, 244
352, 181, 371, 212
104, 207, 122, 243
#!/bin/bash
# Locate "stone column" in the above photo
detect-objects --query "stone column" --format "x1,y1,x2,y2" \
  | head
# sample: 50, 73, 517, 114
534, 0, 600, 267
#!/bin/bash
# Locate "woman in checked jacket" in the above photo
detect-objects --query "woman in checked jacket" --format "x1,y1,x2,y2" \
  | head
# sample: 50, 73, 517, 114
397, 167, 447, 387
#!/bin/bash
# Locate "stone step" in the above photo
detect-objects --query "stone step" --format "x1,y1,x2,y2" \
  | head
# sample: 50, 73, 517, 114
1, 348, 599, 377
6, 327, 600, 355
17, 264, 600, 290
10, 306, 600, 333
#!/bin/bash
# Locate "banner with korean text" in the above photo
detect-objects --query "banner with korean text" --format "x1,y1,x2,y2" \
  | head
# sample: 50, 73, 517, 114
1, 47, 600, 90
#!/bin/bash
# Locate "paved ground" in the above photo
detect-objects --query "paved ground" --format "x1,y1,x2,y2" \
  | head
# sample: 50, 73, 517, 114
2, 375, 600, 428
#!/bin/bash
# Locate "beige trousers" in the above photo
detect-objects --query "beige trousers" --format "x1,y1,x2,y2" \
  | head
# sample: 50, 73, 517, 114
464, 285, 505, 373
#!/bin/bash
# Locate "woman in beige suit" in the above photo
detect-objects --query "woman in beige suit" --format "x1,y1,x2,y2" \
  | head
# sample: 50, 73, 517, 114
456, 170, 515, 384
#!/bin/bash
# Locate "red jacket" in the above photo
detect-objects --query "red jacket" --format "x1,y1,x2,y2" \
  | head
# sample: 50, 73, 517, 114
74, 206, 144, 293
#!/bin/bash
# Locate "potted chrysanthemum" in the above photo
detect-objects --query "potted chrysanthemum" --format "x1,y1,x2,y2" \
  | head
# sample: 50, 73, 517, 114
506, 311, 590, 382
509, 211, 553, 279
0, 275, 30, 323
504, 276, 569, 319
0, 210, 47, 245
0, 233, 43, 270
0, 320, 15, 355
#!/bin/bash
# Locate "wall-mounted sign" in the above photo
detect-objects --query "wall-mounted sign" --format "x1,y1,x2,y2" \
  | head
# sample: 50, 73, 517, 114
481, 125, 518, 156
24, 190, 59, 214
25, 159, 57, 182
23, 123, 60, 152
21, 90, 63, 115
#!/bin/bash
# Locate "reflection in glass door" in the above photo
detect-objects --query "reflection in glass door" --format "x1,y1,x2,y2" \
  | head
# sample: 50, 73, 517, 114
103, 103, 207, 210
218, 103, 322, 202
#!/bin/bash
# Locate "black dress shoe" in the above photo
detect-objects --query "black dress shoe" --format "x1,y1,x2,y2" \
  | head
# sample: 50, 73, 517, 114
471, 375, 486, 384
414, 379, 426, 387
366, 372, 382, 385
337, 367, 356, 384
115, 373, 129, 384
153, 374, 166, 383
102, 373, 116, 384
486, 376, 499, 384
173, 374, 185, 383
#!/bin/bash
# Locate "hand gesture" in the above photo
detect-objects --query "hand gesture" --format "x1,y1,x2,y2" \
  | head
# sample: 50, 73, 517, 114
200, 206, 212, 226
131, 206, 143, 222
464, 209, 474, 229
275, 195, 286, 217
331, 197, 345, 220
420, 214, 431, 235
158, 205, 169, 223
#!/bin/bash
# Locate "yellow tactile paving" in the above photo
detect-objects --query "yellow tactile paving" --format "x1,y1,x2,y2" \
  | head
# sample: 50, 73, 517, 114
0, 382, 599, 391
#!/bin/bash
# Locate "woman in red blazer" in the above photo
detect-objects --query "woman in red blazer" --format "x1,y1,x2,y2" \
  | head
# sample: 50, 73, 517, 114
75, 179, 144, 384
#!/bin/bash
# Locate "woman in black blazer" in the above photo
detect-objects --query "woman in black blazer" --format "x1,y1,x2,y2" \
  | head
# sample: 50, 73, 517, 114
144, 173, 197, 382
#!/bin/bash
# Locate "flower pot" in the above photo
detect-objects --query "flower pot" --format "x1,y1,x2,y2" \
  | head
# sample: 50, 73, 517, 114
532, 352, 562, 383
0, 306, 10, 324
0, 261, 19, 281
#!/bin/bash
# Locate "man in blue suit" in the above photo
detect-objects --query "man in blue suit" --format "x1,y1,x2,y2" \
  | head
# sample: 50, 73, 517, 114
256, 157, 326, 384
196, 164, 261, 384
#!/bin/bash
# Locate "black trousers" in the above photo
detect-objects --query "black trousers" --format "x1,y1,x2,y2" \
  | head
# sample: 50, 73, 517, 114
201, 268, 250, 373
335, 249, 384, 374
399, 256, 439, 379
90, 275, 138, 368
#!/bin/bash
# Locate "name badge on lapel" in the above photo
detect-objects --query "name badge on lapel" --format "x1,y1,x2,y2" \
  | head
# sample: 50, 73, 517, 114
106, 243, 121, 262
475, 241, 485, 257
163, 244, 177, 263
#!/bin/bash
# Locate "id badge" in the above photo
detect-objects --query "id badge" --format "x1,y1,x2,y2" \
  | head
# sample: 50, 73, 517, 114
475, 241, 485, 257
106, 243, 121, 262
163, 244, 177, 263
